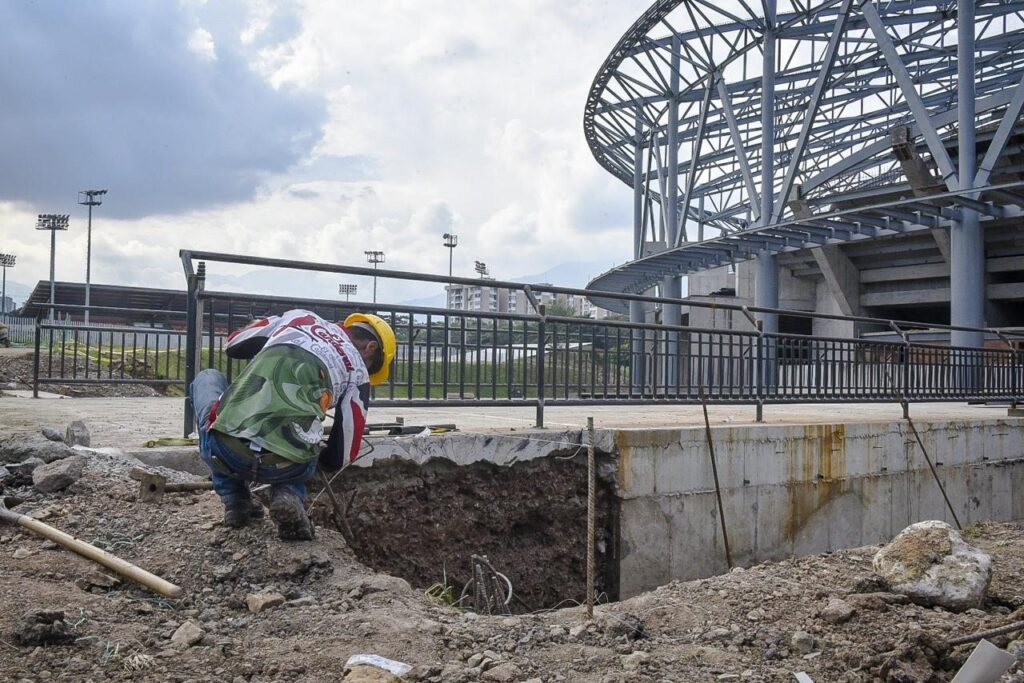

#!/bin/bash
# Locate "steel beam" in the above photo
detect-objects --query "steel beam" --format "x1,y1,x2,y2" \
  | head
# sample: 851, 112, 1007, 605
975, 72, 1024, 188
859, 0, 959, 191
771, 0, 854, 224
715, 73, 761, 221
676, 79, 714, 247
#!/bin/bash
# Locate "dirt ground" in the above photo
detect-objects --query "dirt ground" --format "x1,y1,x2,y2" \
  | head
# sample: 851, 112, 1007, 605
0, 348, 161, 398
1, 419, 1024, 681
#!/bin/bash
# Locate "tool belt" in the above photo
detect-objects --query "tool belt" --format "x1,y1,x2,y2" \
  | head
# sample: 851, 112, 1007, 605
211, 430, 298, 470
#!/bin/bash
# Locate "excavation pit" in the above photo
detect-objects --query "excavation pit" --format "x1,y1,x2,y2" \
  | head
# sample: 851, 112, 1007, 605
311, 452, 618, 612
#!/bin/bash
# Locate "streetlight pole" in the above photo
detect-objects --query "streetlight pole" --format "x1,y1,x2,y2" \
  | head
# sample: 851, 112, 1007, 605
0, 253, 15, 315
364, 250, 385, 304
443, 233, 458, 309
78, 189, 107, 324
36, 214, 70, 320
338, 283, 357, 302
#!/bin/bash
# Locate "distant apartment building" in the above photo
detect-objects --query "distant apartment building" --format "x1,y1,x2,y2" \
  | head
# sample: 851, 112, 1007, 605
445, 278, 509, 313
449, 280, 614, 319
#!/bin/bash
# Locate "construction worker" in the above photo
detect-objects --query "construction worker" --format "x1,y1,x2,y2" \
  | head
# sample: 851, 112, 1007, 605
189, 309, 396, 540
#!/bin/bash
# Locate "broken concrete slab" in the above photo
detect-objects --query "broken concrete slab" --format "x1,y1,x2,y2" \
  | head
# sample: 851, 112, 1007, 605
127, 447, 209, 477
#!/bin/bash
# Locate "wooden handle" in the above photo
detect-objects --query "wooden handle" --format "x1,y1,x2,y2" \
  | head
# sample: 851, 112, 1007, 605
17, 517, 182, 599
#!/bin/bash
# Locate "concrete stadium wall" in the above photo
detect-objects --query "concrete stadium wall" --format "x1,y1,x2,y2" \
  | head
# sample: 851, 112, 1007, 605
613, 418, 1024, 598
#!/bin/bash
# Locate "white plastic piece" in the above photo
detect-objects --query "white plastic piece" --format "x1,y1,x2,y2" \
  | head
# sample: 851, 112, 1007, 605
950, 639, 1016, 683
793, 673, 815, 683
344, 654, 413, 677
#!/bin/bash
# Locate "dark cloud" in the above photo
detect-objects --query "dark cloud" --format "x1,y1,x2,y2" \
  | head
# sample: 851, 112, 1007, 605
0, 1, 326, 219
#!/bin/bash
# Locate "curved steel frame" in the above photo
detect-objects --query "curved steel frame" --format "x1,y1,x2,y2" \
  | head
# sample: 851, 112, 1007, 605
583, 0, 1024, 346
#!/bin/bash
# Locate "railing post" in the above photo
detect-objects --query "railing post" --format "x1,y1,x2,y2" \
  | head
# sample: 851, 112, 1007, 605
755, 319, 764, 423
183, 261, 205, 437
536, 304, 546, 429
32, 314, 42, 399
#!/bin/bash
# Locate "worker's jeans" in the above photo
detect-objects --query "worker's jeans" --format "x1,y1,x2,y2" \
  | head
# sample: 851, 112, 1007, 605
190, 369, 314, 506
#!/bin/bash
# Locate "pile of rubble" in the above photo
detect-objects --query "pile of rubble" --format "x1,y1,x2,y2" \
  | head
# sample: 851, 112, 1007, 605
0, 421, 1022, 682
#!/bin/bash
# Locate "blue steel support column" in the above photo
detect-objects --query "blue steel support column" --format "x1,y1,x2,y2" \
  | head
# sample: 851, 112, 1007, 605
663, 35, 682, 393
951, 0, 985, 357
755, 1, 779, 405
631, 111, 646, 394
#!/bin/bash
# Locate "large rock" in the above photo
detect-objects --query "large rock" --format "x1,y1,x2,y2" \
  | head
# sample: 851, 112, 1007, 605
32, 456, 86, 493
0, 435, 75, 464
872, 520, 992, 611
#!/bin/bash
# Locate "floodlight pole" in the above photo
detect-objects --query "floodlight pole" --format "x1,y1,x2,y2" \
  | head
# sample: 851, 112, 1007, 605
364, 250, 385, 303
0, 254, 15, 315
36, 215, 70, 320
78, 190, 107, 324
339, 283, 357, 302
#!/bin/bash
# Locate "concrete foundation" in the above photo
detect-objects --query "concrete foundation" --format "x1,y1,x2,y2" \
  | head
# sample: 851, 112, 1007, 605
613, 417, 1024, 598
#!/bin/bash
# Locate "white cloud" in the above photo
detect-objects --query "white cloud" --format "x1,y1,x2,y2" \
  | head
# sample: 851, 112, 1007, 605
1, 0, 649, 303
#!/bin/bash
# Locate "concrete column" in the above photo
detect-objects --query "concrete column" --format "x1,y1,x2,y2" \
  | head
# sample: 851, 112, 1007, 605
663, 35, 682, 391
951, 0, 985, 351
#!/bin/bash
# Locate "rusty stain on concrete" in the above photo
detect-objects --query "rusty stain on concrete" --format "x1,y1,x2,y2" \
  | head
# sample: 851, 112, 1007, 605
784, 424, 849, 542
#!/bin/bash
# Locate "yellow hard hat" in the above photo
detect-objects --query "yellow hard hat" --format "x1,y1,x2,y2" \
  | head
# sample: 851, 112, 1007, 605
344, 313, 396, 385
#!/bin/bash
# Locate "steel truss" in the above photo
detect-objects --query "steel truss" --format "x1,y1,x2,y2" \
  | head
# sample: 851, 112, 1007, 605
583, 0, 1024, 315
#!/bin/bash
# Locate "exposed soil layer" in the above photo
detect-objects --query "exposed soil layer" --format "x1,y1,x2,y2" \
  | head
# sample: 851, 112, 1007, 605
311, 455, 617, 612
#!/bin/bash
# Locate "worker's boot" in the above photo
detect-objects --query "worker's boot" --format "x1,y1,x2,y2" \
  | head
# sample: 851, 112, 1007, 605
222, 501, 252, 528
222, 498, 263, 528
268, 488, 314, 541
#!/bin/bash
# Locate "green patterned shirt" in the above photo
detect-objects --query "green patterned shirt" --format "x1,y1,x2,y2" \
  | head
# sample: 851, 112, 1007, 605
211, 345, 332, 463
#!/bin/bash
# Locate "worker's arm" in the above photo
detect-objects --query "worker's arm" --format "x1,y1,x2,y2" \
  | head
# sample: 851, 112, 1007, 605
224, 316, 284, 359
319, 382, 370, 471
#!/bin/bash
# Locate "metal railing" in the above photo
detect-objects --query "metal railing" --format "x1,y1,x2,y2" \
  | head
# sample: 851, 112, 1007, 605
29, 305, 192, 392
172, 250, 1024, 435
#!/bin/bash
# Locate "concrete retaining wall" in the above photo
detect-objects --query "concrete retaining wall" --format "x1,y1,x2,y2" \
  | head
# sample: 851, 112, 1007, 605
613, 418, 1024, 598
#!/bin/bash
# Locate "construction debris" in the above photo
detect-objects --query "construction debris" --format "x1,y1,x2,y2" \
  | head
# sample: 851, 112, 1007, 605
32, 455, 85, 493
64, 420, 90, 448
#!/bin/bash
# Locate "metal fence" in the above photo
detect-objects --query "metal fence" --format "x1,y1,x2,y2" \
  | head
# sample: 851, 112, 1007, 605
22, 254, 1024, 426
169, 250, 1024, 435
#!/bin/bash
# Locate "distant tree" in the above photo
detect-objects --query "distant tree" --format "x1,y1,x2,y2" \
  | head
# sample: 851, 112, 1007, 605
544, 301, 578, 318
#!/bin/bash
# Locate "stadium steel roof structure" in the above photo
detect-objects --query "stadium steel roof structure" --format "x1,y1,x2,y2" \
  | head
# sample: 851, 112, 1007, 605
582, 0, 1024, 346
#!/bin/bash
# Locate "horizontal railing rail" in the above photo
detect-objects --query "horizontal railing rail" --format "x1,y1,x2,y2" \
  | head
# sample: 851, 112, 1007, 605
168, 251, 1024, 436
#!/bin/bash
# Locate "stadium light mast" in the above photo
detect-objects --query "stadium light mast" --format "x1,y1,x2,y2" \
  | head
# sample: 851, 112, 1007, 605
474, 261, 488, 278
338, 283, 358, 302
364, 250, 385, 303
0, 253, 15, 314
36, 214, 70, 320
78, 189, 107, 323
442, 233, 458, 281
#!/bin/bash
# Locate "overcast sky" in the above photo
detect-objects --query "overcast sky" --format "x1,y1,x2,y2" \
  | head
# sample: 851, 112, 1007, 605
0, 0, 649, 303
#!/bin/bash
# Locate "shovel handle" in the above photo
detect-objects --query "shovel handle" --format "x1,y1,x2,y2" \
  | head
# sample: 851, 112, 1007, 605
16, 516, 182, 599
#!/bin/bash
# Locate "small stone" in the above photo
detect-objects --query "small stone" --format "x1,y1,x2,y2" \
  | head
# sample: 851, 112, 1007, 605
0, 466, 8, 480
482, 663, 521, 683
791, 631, 815, 654
549, 625, 567, 638
467, 653, 484, 668
32, 456, 86, 493
746, 608, 766, 621
1007, 639, 1024, 661
569, 623, 589, 638
709, 627, 732, 641
170, 620, 204, 647
13, 548, 33, 559
820, 598, 855, 624
64, 421, 90, 448
621, 651, 650, 670
246, 591, 286, 613
40, 427, 63, 443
